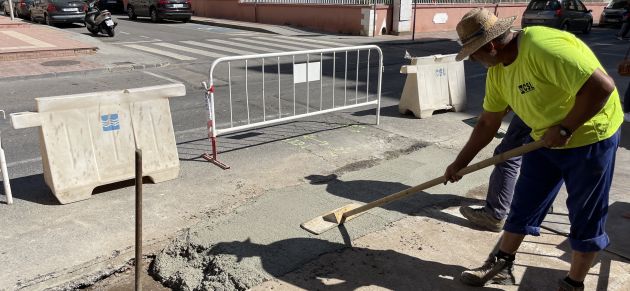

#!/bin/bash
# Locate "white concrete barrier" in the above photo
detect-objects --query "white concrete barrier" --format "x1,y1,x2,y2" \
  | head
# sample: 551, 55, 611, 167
399, 53, 466, 118
10, 84, 186, 204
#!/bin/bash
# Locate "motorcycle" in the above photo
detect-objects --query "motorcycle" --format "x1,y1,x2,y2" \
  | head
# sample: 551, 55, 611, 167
84, 0, 116, 37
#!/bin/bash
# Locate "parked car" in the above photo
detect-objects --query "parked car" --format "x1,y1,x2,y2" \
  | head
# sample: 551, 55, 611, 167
2, 0, 18, 16
14, 0, 34, 18
97, 0, 122, 13
600, 0, 629, 27
29, 0, 86, 25
521, 0, 593, 34
126, 0, 192, 23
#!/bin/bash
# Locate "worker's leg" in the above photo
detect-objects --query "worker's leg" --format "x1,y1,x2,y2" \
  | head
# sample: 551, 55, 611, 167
461, 146, 562, 287
460, 115, 531, 232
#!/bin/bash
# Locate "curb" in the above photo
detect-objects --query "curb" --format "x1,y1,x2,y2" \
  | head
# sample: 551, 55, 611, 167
0, 62, 171, 82
189, 19, 275, 34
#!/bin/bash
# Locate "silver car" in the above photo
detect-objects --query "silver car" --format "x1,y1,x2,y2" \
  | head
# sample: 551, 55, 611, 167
600, 0, 629, 27
521, 0, 593, 34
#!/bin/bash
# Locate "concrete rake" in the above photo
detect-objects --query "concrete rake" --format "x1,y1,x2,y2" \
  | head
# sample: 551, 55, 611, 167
301, 139, 545, 235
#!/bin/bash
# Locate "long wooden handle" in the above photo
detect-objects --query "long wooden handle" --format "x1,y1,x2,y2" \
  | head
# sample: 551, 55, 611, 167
342, 139, 545, 218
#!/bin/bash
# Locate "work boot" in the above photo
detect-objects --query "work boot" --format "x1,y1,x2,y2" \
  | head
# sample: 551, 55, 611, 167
460, 256, 516, 287
558, 278, 585, 291
459, 206, 505, 232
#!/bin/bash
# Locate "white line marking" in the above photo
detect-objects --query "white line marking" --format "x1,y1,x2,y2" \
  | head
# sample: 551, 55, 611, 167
253, 36, 328, 49
154, 42, 226, 58
274, 35, 349, 46
1, 31, 55, 48
181, 40, 256, 55
112, 40, 159, 45
208, 39, 278, 53
119, 31, 130, 35
234, 38, 309, 51
6, 157, 42, 168
142, 71, 180, 83
139, 35, 150, 39
124, 44, 197, 60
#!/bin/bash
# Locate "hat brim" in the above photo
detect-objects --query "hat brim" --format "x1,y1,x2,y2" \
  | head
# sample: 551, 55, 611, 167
455, 16, 517, 62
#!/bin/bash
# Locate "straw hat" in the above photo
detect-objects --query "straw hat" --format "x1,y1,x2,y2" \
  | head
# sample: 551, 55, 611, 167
455, 8, 516, 61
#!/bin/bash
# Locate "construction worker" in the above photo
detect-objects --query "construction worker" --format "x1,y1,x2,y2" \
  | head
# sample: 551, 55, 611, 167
445, 8, 623, 291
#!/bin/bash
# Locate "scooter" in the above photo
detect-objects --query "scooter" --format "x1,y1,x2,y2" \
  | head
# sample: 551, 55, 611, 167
84, 0, 116, 37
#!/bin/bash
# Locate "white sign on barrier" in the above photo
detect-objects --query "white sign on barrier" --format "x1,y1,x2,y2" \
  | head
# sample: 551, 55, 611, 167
293, 62, 321, 84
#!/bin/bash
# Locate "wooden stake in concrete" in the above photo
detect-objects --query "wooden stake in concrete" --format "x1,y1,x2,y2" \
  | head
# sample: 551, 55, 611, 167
135, 149, 143, 291
301, 140, 545, 235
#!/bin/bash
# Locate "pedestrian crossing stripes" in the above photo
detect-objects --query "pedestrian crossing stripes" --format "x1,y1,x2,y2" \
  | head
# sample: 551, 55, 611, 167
274, 35, 349, 47
154, 42, 226, 58
236, 38, 307, 51
124, 44, 196, 61
121, 36, 351, 62
208, 39, 278, 53
252, 37, 326, 49
181, 41, 256, 55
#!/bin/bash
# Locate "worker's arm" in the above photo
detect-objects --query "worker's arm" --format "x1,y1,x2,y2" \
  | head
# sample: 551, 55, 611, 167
444, 110, 505, 183
543, 68, 616, 148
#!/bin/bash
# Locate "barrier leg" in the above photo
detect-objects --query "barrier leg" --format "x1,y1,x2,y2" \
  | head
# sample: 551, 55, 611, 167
202, 120, 230, 170
0, 147, 12, 205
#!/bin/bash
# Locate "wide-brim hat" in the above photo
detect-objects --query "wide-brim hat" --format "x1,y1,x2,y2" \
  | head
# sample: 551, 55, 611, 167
455, 8, 516, 61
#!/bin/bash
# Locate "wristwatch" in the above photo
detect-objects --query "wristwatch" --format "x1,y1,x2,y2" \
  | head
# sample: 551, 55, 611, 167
559, 125, 573, 137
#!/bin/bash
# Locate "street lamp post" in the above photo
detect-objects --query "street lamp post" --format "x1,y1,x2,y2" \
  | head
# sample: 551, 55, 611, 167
412, 1, 417, 41
8, 0, 15, 21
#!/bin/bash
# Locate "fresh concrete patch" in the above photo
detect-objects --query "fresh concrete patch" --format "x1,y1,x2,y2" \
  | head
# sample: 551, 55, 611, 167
149, 144, 495, 290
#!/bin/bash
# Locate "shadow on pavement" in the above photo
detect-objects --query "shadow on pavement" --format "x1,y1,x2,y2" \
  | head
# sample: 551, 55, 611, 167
164, 237, 504, 291
304, 174, 482, 229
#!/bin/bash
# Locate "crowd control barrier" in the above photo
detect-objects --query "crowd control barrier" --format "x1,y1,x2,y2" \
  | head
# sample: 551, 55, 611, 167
203, 45, 383, 169
399, 53, 466, 118
10, 84, 185, 204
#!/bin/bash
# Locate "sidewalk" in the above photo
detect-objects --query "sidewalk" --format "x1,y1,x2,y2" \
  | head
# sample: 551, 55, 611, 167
0, 16, 102, 79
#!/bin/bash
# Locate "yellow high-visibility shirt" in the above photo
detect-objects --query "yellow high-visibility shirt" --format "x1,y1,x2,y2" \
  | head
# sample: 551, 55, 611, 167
483, 26, 623, 148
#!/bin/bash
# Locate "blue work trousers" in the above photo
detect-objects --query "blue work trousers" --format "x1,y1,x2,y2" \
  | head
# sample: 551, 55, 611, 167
484, 115, 532, 220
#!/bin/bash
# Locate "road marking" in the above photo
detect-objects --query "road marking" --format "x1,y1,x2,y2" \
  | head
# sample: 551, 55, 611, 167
143, 71, 180, 83
119, 31, 130, 35
140, 35, 150, 38
0, 31, 55, 48
253, 36, 328, 49
208, 39, 278, 53
6, 157, 42, 168
112, 40, 161, 45
274, 35, 349, 46
124, 44, 197, 60
235, 38, 308, 51
154, 42, 227, 58
181, 40, 257, 55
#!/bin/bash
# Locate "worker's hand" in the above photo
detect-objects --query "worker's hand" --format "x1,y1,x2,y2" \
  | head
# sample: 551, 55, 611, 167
542, 125, 571, 148
444, 161, 466, 185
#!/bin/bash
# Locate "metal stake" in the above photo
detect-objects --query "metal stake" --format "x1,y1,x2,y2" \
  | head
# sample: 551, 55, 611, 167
135, 149, 142, 291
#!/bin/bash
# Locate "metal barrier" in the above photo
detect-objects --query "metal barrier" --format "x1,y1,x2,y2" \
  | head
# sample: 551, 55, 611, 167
202, 45, 383, 169
0, 110, 12, 205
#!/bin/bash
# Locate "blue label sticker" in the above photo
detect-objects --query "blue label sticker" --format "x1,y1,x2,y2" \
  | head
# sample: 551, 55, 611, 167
101, 114, 120, 132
